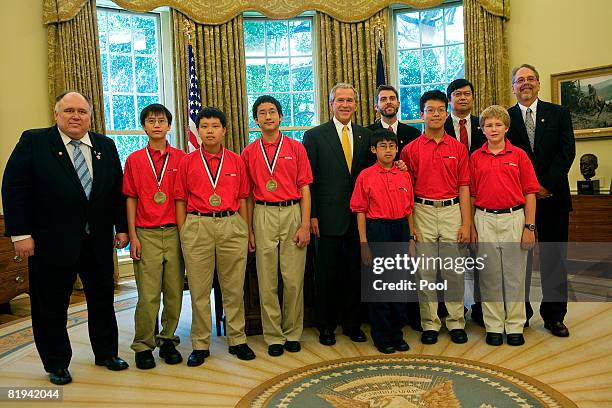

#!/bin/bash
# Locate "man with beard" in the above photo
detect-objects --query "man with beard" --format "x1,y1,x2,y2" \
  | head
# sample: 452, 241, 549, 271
368, 85, 420, 160
507, 64, 575, 337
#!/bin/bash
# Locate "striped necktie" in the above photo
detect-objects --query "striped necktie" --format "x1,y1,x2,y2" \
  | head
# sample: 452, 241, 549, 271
525, 108, 535, 150
69, 140, 92, 199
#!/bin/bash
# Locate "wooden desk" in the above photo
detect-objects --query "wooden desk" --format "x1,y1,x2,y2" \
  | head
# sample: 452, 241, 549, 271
0, 216, 29, 307
568, 195, 612, 263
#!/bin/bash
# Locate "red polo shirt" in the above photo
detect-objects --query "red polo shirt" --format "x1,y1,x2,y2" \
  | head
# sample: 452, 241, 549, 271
123, 143, 185, 228
174, 146, 249, 213
470, 139, 539, 209
350, 162, 414, 219
400, 133, 469, 200
241, 133, 313, 202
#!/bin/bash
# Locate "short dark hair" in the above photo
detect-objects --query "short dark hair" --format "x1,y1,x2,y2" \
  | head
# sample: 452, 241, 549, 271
446, 79, 474, 99
252, 95, 283, 119
139, 103, 173, 126
374, 84, 399, 103
370, 128, 398, 148
420, 90, 448, 112
195, 107, 227, 128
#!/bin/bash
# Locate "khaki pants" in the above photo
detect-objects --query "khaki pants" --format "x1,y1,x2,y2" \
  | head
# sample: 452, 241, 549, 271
414, 202, 465, 331
180, 213, 248, 350
131, 226, 184, 352
254, 203, 306, 345
474, 208, 527, 334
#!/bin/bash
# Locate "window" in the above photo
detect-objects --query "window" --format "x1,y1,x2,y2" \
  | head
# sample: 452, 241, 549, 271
244, 17, 317, 143
395, 3, 464, 127
97, 6, 175, 166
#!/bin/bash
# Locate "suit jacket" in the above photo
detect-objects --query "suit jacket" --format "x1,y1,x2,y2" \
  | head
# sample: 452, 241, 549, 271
303, 120, 374, 236
367, 120, 421, 160
507, 100, 575, 212
444, 114, 487, 154
2, 126, 127, 266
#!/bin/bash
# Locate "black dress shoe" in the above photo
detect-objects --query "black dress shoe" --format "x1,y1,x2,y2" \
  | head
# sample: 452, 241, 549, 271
95, 356, 129, 371
319, 329, 336, 346
449, 329, 468, 344
343, 328, 367, 342
375, 343, 396, 354
485, 332, 503, 346
506, 333, 525, 346
187, 350, 210, 367
135, 350, 156, 369
229, 343, 256, 360
421, 330, 439, 345
284, 341, 301, 353
49, 368, 72, 385
159, 340, 183, 365
268, 344, 284, 357
544, 321, 569, 337
393, 340, 410, 352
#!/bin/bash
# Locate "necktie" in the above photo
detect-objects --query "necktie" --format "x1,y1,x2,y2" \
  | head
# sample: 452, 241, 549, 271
70, 140, 92, 199
525, 108, 535, 150
387, 125, 395, 135
459, 118, 469, 151
341, 125, 352, 172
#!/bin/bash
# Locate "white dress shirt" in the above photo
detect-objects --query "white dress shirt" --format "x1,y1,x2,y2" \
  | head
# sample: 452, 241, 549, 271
518, 99, 539, 125
380, 119, 398, 134
451, 112, 472, 149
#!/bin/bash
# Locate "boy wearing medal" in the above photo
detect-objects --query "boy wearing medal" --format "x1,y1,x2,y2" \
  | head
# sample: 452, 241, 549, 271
470, 105, 537, 346
123, 104, 185, 369
174, 107, 255, 365
241, 96, 313, 357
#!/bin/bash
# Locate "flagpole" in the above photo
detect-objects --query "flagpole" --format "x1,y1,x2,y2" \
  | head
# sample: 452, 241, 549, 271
184, 20, 202, 152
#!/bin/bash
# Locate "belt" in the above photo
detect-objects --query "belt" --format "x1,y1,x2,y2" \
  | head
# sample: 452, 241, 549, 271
189, 210, 235, 218
255, 199, 299, 207
476, 204, 524, 214
415, 197, 459, 207
140, 223, 177, 229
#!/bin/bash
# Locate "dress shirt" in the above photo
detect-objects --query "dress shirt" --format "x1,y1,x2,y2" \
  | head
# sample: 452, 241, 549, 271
518, 99, 539, 125
451, 112, 472, 149
380, 119, 399, 134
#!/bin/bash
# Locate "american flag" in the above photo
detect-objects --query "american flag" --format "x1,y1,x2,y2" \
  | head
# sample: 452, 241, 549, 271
187, 44, 202, 151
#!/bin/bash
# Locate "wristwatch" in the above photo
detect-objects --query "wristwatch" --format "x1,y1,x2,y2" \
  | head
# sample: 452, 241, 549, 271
408, 234, 417, 241
524, 224, 536, 231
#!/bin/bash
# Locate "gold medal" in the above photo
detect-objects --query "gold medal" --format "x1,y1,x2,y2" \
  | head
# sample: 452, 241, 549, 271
153, 191, 167, 204
266, 178, 278, 192
209, 194, 222, 207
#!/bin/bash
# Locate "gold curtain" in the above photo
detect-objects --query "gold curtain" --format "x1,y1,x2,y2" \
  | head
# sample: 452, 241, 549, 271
43, 0, 509, 25
172, 12, 249, 152
46, 0, 105, 133
464, 0, 511, 111
317, 11, 388, 126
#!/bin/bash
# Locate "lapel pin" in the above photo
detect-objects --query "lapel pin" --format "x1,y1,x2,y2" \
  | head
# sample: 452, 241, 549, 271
58, 151, 63, 156
541, 118, 545, 122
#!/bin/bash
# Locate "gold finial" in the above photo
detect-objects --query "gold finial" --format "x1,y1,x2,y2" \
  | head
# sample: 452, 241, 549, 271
183, 20, 195, 44
371, 16, 385, 49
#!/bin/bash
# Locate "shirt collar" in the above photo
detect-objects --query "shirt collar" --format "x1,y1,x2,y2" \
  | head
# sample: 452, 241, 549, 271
375, 161, 396, 174
201, 146, 224, 160
147, 141, 169, 157
480, 139, 514, 155
260, 131, 283, 147
518, 98, 538, 113
421, 132, 451, 145
333, 116, 352, 135
59, 128, 92, 148
380, 119, 398, 133
451, 112, 471, 125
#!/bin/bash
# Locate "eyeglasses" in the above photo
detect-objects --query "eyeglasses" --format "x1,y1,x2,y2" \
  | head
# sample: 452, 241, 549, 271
145, 118, 168, 125
513, 76, 538, 85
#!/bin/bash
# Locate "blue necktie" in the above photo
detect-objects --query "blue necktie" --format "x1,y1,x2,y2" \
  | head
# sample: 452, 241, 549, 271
69, 140, 92, 199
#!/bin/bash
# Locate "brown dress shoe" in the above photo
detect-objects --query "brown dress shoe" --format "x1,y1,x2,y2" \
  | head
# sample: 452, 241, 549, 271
544, 321, 569, 337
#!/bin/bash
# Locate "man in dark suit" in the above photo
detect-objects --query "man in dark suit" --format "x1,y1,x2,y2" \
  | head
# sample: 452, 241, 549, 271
2, 91, 130, 385
444, 79, 487, 154
444, 78, 487, 327
303, 83, 373, 346
507, 64, 575, 337
368, 84, 420, 159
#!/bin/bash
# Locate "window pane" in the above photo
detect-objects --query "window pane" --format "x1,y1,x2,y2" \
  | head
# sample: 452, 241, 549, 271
137, 95, 160, 122
98, 12, 108, 52
268, 58, 290, 92
291, 57, 313, 92
400, 86, 421, 120
110, 54, 134, 93
249, 131, 260, 144
132, 15, 157, 54
289, 20, 311, 55
283, 130, 305, 142
101, 53, 109, 92
135, 56, 159, 93
266, 21, 288, 56
446, 44, 465, 81
111, 95, 136, 130
420, 9, 444, 47
246, 59, 267, 93
292, 92, 315, 127
398, 50, 421, 86
108, 13, 132, 53
269, 93, 291, 121
109, 134, 148, 166
244, 20, 265, 57
396, 12, 419, 49
422, 47, 444, 84
247, 93, 262, 129
445, 6, 464, 45
423, 83, 446, 93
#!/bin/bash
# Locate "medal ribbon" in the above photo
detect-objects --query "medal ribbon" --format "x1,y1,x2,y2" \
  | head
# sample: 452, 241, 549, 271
200, 147, 225, 191
259, 133, 284, 178
145, 147, 170, 191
